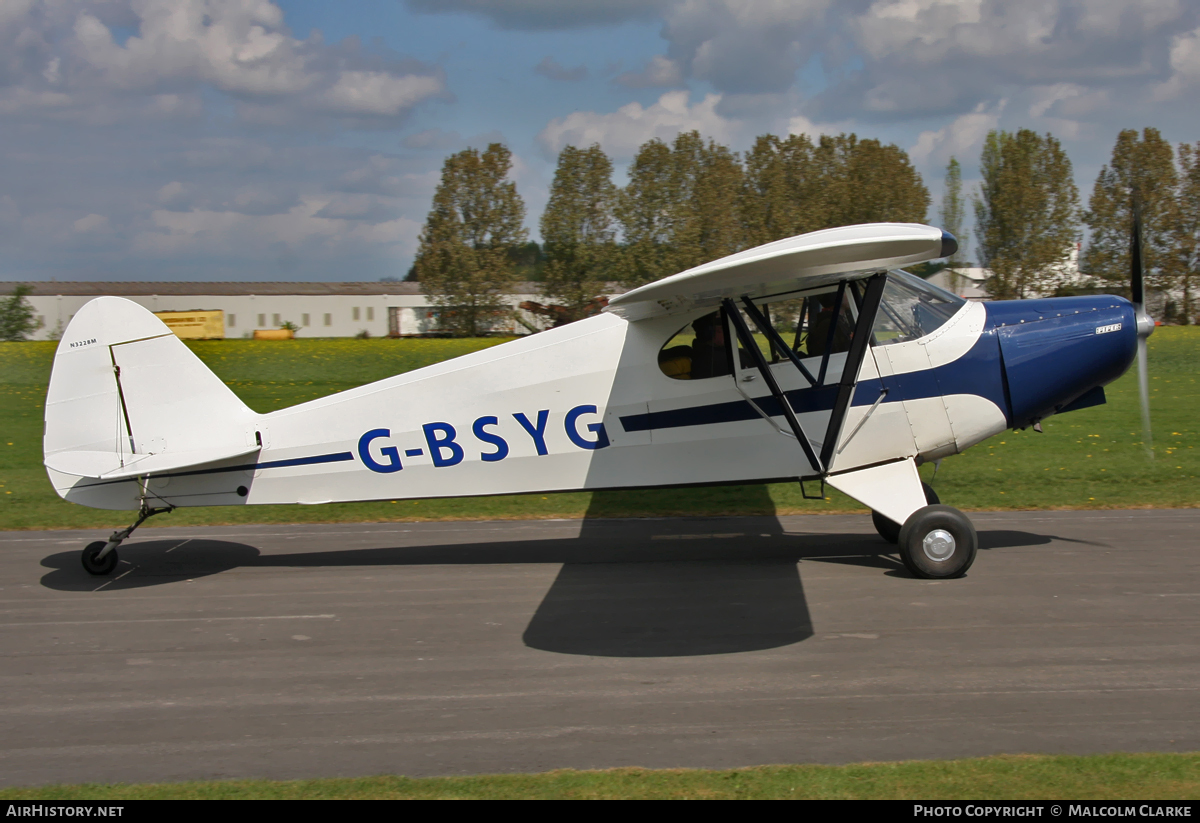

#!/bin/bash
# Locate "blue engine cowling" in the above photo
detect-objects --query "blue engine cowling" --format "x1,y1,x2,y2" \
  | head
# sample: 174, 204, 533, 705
985, 296, 1138, 428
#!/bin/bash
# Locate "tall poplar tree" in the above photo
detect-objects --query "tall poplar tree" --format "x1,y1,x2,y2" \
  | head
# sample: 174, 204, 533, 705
974, 129, 1080, 299
939, 156, 969, 293
939, 157, 968, 264
1084, 128, 1180, 308
1174, 141, 1200, 324
540, 144, 619, 318
413, 143, 527, 337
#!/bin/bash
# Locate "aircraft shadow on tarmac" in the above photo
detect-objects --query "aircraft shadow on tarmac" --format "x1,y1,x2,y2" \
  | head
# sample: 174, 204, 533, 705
37, 490, 1074, 657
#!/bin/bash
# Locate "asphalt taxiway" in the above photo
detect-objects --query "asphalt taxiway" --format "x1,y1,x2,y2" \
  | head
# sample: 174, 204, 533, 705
1, 509, 1197, 787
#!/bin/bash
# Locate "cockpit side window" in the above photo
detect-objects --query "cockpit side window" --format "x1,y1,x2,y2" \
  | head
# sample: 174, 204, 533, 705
793, 289, 855, 358
871, 270, 966, 346
657, 285, 862, 379
658, 310, 734, 380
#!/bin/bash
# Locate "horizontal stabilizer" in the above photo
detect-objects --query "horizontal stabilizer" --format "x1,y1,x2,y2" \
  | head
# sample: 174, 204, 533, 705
607, 223, 953, 320
46, 444, 260, 480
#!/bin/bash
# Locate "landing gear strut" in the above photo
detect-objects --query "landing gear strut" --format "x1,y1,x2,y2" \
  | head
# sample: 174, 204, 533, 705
872, 482, 939, 544
80, 503, 174, 576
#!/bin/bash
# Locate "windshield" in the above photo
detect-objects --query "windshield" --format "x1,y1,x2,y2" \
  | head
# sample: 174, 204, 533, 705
872, 270, 966, 346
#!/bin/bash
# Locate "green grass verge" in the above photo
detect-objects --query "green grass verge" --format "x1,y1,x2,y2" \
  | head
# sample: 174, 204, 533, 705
1, 753, 1196, 800
2, 329, 1197, 530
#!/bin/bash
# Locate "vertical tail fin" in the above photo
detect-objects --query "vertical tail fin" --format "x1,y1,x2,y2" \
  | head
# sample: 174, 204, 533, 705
44, 297, 258, 482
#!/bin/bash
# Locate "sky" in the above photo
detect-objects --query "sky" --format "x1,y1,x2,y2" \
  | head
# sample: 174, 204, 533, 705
0, 0, 1197, 283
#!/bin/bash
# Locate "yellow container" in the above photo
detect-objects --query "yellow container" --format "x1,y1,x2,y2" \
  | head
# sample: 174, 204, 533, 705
155, 310, 225, 339
252, 328, 295, 340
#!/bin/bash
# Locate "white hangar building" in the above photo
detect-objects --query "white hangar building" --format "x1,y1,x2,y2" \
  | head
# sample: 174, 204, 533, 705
21, 281, 547, 340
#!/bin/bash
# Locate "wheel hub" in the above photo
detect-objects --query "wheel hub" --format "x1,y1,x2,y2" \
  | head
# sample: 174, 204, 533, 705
922, 529, 956, 562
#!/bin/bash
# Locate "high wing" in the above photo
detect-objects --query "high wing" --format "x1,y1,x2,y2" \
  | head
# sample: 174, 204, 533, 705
606, 223, 955, 320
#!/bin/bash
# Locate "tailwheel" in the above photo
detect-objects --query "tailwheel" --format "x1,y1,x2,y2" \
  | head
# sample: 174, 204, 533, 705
898, 505, 977, 579
78, 503, 173, 577
872, 482, 940, 544
81, 541, 119, 576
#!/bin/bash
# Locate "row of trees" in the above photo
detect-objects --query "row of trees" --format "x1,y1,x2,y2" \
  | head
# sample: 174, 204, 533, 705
414, 127, 1200, 335
413, 132, 928, 335
955, 127, 1199, 322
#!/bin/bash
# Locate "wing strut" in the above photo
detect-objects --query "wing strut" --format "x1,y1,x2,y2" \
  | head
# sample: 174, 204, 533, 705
819, 272, 887, 470
722, 297, 824, 474
738, 297, 817, 387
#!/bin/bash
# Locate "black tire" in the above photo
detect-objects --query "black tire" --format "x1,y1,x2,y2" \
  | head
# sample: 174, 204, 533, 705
872, 482, 941, 544
81, 541, 119, 576
897, 504, 977, 579
872, 509, 902, 544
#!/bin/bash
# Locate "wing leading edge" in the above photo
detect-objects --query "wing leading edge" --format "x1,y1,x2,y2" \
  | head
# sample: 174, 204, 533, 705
606, 223, 956, 321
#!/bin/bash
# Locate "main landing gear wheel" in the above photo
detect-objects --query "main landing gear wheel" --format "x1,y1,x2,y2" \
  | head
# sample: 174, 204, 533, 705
872, 482, 940, 544
81, 541, 119, 576
898, 505, 977, 579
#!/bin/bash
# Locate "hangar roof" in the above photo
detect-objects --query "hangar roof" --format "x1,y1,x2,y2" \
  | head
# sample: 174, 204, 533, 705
22, 282, 430, 296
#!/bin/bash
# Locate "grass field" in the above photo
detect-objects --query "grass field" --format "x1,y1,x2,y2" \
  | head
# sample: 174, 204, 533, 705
1, 753, 1196, 800
1, 329, 1197, 531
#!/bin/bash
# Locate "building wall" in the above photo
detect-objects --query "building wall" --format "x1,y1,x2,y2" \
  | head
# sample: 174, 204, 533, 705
25, 291, 544, 341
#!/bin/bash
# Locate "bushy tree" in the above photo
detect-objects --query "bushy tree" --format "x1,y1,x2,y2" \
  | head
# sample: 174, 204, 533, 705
616, 131, 746, 286
614, 138, 677, 286
676, 131, 745, 269
540, 144, 618, 318
743, 134, 820, 247
0, 285, 41, 341
974, 129, 1080, 299
1084, 128, 1179, 307
830, 134, 929, 226
742, 132, 928, 247
413, 143, 527, 336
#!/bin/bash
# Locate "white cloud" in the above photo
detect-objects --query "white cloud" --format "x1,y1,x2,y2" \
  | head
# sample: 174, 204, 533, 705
1154, 26, 1200, 100
1028, 84, 1086, 118
615, 55, 684, 88
910, 101, 1004, 165
134, 196, 416, 257
2, 0, 447, 127
403, 0, 670, 30
73, 213, 109, 233
659, 0, 831, 93
820, 0, 1198, 121
538, 90, 738, 158
0, 196, 20, 226
785, 113, 845, 139
534, 56, 587, 82
401, 128, 462, 150
157, 181, 187, 208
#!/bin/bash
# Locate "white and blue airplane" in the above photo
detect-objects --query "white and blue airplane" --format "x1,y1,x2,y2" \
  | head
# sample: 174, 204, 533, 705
42, 223, 1152, 580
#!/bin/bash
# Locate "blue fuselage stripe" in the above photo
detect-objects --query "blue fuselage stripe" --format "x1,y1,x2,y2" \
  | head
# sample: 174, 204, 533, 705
74, 451, 356, 488
620, 333, 1006, 433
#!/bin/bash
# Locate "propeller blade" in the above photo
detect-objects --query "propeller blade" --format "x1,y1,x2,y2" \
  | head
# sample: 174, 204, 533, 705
1130, 196, 1153, 459
1137, 335, 1153, 460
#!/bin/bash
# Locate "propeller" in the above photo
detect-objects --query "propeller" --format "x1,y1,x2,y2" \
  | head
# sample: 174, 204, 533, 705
1130, 198, 1155, 460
